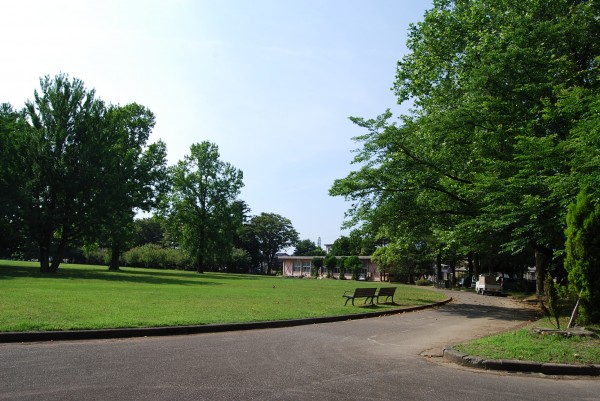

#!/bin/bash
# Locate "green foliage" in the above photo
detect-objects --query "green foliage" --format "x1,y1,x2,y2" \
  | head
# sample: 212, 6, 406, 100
415, 279, 432, 286
565, 190, 600, 324
123, 244, 192, 270
329, 230, 376, 256
165, 141, 244, 273
344, 255, 363, 281
0, 74, 167, 273
372, 241, 432, 283
330, 0, 600, 289
82, 243, 111, 266
544, 274, 561, 329
294, 239, 326, 256
19, 74, 108, 273
244, 213, 299, 274
99, 103, 168, 270
324, 255, 337, 278
311, 256, 324, 277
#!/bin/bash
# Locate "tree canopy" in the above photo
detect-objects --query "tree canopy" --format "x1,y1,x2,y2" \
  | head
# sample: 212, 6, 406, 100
165, 141, 244, 273
330, 0, 600, 291
0, 74, 169, 273
294, 239, 326, 256
244, 213, 299, 274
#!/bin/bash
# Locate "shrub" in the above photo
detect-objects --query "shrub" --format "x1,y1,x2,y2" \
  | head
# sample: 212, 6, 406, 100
123, 244, 192, 270
565, 190, 600, 324
416, 279, 432, 286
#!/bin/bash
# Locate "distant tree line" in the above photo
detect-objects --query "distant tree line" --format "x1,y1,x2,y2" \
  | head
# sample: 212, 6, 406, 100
0, 74, 301, 274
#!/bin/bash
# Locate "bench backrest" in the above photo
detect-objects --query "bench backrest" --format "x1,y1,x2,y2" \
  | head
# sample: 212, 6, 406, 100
354, 287, 377, 297
378, 287, 396, 296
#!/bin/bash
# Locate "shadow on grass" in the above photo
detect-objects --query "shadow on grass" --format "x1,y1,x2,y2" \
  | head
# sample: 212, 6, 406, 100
0, 263, 222, 287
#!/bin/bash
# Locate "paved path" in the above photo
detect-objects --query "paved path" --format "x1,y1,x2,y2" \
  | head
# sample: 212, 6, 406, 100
1, 290, 599, 401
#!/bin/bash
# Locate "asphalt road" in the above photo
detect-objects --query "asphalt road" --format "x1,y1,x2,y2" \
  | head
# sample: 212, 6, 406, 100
1, 290, 599, 401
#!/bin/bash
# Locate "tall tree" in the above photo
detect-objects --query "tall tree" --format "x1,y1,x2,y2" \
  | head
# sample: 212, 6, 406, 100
331, 0, 600, 293
99, 103, 168, 270
167, 141, 244, 273
0, 104, 32, 258
20, 74, 107, 273
246, 213, 299, 274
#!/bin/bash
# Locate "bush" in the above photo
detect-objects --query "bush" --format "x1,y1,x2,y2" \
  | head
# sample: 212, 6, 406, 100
416, 279, 432, 286
123, 244, 192, 270
82, 243, 110, 265
565, 190, 600, 324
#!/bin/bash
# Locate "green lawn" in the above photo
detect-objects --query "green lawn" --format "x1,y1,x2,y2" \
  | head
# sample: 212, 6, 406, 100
0, 260, 447, 332
454, 318, 600, 365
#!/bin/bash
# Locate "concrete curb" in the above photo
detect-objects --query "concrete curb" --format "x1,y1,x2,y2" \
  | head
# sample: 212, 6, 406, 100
0, 297, 452, 344
443, 347, 600, 376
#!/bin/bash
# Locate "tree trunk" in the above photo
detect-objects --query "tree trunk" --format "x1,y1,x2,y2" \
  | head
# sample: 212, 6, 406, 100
436, 251, 443, 282
473, 252, 481, 280
467, 252, 474, 278
535, 246, 550, 296
39, 245, 51, 273
196, 254, 204, 274
49, 238, 67, 273
109, 242, 121, 271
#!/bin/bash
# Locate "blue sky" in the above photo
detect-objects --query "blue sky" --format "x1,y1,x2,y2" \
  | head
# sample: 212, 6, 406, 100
1, 0, 432, 247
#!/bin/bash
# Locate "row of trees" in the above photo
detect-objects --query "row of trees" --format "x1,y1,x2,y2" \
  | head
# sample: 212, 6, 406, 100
330, 0, 600, 322
308, 254, 365, 280
0, 74, 300, 274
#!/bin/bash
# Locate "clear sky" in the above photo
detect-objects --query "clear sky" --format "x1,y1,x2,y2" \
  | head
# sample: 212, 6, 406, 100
1, 0, 432, 248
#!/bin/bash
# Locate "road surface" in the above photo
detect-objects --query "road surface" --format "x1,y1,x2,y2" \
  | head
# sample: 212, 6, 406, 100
1, 290, 599, 400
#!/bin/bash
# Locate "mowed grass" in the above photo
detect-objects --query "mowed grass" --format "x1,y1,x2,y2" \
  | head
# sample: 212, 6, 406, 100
454, 318, 600, 365
0, 260, 447, 332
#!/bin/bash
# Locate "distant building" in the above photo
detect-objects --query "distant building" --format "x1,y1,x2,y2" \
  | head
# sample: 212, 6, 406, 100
278, 255, 381, 281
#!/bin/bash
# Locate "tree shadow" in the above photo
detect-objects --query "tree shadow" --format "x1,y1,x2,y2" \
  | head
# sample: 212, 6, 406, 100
438, 299, 540, 322
0, 264, 221, 286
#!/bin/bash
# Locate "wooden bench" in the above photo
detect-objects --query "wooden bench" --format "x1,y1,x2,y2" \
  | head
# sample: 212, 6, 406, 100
343, 287, 377, 306
376, 287, 397, 304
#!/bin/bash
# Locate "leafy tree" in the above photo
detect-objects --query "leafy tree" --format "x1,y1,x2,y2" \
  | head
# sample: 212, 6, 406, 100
99, 103, 168, 270
329, 232, 376, 256
245, 213, 299, 274
564, 190, 600, 324
166, 141, 244, 273
0, 104, 31, 258
19, 74, 107, 273
331, 0, 600, 294
294, 239, 326, 256
226, 247, 253, 273
372, 241, 431, 284
324, 254, 337, 278
344, 255, 363, 281
132, 216, 166, 247
311, 256, 324, 277
330, 236, 351, 256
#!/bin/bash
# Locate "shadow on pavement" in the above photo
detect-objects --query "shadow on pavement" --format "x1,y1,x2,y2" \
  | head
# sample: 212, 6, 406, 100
439, 297, 540, 322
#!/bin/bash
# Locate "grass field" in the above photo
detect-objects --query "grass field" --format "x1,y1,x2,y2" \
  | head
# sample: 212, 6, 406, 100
0, 260, 447, 332
454, 317, 600, 365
